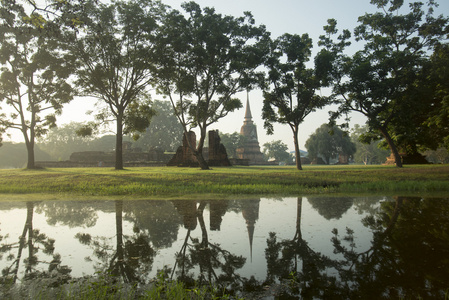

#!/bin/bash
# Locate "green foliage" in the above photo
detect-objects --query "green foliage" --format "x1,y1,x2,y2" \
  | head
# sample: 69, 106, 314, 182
132, 100, 184, 152
320, 1, 449, 167
5, 269, 239, 299
351, 124, 390, 165
0, 142, 51, 168
37, 122, 93, 160
262, 33, 330, 170
424, 44, 449, 149
219, 132, 246, 159
155, 2, 269, 169
0, 0, 75, 168
423, 148, 449, 164
123, 100, 156, 138
263, 140, 291, 163
305, 124, 356, 164
62, 0, 166, 169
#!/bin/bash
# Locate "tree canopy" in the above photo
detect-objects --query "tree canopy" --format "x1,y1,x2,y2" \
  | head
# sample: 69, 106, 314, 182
0, 0, 74, 168
305, 124, 356, 165
262, 140, 291, 163
424, 44, 449, 149
218, 132, 246, 159
155, 1, 269, 169
262, 33, 330, 170
61, 0, 164, 169
319, 0, 449, 167
131, 100, 183, 152
351, 124, 390, 165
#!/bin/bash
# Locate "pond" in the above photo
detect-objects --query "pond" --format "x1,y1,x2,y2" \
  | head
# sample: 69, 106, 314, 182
0, 196, 448, 299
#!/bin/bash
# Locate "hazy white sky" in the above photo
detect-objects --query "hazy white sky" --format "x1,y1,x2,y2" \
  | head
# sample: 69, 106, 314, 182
5, 0, 448, 151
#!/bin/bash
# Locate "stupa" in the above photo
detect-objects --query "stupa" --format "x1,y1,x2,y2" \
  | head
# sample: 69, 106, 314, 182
236, 94, 265, 164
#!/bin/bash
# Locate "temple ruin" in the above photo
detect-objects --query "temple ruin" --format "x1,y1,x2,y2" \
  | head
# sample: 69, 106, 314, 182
235, 96, 265, 165
167, 130, 231, 167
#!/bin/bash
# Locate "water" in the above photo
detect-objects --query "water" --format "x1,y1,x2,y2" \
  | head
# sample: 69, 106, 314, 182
0, 196, 448, 298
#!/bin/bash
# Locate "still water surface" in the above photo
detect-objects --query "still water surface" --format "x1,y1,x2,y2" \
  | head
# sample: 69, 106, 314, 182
0, 196, 448, 298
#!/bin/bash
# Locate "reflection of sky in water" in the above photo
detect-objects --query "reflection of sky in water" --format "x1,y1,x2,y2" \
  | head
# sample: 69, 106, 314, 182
0, 197, 382, 282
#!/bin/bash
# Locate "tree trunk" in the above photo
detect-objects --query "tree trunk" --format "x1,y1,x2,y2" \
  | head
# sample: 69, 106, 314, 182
115, 200, 124, 268
194, 151, 210, 170
379, 126, 403, 167
22, 118, 35, 169
115, 113, 124, 170
294, 197, 303, 241
13, 202, 34, 283
25, 79, 36, 169
26, 141, 35, 169
195, 129, 210, 170
293, 126, 303, 170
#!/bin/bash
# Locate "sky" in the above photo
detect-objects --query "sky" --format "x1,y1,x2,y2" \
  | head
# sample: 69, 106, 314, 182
4, 0, 449, 151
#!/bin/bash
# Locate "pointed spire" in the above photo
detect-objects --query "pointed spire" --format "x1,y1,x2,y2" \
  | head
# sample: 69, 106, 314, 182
242, 199, 260, 263
247, 222, 255, 262
244, 91, 252, 121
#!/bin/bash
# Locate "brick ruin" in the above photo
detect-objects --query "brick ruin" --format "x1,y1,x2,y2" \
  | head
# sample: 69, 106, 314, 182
36, 143, 170, 168
167, 130, 231, 167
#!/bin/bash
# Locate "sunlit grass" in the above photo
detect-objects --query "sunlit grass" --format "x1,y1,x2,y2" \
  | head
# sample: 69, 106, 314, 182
0, 165, 448, 200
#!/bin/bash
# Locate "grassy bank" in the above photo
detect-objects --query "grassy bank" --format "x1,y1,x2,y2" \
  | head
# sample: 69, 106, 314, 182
0, 164, 448, 200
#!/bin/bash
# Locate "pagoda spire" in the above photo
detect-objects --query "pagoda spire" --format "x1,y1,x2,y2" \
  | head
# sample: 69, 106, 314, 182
244, 91, 252, 122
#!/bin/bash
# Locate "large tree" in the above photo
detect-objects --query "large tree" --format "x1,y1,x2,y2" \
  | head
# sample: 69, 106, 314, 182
351, 124, 390, 165
61, 0, 163, 169
131, 100, 183, 152
155, 2, 269, 169
0, 0, 74, 169
262, 33, 330, 170
218, 132, 246, 159
262, 140, 291, 163
319, 0, 448, 167
424, 43, 449, 149
37, 122, 93, 160
305, 124, 356, 165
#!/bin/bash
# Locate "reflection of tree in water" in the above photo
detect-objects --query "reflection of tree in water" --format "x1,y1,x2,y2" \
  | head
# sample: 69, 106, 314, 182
76, 200, 155, 283
124, 200, 182, 249
351, 196, 383, 215
36, 201, 99, 228
308, 197, 353, 220
170, 200, 246, 293
265, 197, 338, 299
0, 202, 70, 285
331, 197, 449, 299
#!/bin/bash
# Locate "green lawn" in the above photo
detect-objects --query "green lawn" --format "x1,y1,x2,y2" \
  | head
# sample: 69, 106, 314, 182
0, 164, 448, 200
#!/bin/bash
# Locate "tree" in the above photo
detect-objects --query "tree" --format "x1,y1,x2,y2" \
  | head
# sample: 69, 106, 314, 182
76, 201, 155, 283
0, 142, 51, 168
170, 200, 246, 289
0, 0, 75, 169
262, 33, 330, 170
424, 44, 449, 149
305, 124, 356, 164
262, 140, 291, 163
319, 1, 448, 167
155, 2, 269, 169
351, 124, 390, 165
61, 0, 163, 169
37, 122, 94, 160
219, 132, 246, 159
0, 202, 70, 283
265, 198, 336, 299
423, 147, 449, 164
132, 100, 183, 152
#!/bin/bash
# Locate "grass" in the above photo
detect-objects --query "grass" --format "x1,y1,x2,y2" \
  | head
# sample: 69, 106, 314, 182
1, 271, 240, 300
0, 164, 448, 200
